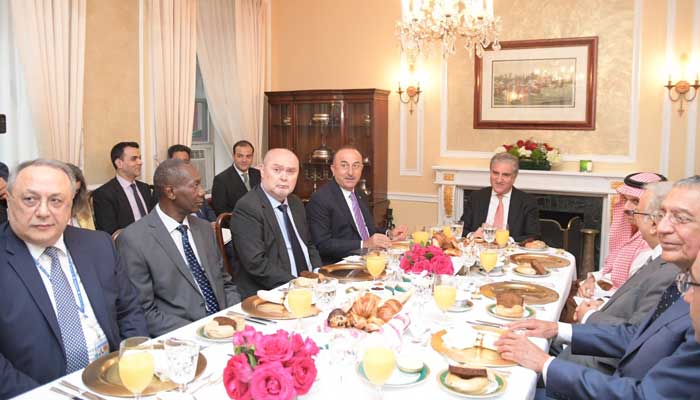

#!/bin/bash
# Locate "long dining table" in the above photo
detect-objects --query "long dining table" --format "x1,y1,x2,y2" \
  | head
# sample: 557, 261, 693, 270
14, 248, 575, 400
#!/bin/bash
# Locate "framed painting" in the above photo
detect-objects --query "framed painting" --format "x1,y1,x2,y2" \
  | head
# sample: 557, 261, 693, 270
474, 37, 598, 130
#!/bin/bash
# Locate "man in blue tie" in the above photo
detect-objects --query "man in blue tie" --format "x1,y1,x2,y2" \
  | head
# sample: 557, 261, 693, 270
232, 148, 322, 299
0, 159, 147, 398
307, 147, 408, 265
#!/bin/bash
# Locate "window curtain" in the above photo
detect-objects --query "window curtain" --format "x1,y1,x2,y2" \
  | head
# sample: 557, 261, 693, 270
145, 0, 197, 160
9, 0, 85, 166
197, 0, 268, 159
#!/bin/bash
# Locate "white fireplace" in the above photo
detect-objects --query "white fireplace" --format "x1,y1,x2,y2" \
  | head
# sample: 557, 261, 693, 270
433, 166, 626, 267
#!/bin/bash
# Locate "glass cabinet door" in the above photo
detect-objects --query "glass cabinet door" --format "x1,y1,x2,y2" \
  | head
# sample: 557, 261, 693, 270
268, 103, 294, 150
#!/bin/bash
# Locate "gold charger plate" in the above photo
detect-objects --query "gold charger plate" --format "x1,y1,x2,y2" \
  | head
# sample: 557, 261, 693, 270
82, 349, 207, 397
510, 253, 570, 269
318, 263, 384, 283
241, 295, 320, 320
430, 330, 516, 367
479, 281, 559, 305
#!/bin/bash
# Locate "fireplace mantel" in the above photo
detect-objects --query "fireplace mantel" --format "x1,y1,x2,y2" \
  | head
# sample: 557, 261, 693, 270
433, 166, 626, 266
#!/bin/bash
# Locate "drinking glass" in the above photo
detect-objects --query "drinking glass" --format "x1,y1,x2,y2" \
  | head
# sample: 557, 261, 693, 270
482, 223, 497, 246
411, 227, 430, 246
495, 224, 510, 248
479, 249, 499, 279
313, 278, 338, 311
433, 274, 457, 325
287, 283, 313, 331
365, 248, 388, 284
362, 346, 395, 399
330, 331, 358, 387
450, 220, 465, 239
164, 338, 199, 398
118, 337, 154, 400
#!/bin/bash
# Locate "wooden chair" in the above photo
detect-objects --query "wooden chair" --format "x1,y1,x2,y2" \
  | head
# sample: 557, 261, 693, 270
215, 212, 233, 276
111, 228, 124, 242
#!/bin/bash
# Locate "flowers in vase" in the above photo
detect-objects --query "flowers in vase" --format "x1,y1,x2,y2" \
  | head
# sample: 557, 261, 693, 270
223, 326, 319, 400
495, 138, 561, 164
399, 244, 454, 275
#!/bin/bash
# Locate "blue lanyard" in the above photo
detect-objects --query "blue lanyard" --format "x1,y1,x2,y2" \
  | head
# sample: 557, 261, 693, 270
34, 251, 86, 314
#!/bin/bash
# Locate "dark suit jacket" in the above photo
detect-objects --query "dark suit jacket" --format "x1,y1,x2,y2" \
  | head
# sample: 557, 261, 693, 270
232, 186, 322, 299
546, 299, 700, 399
0, 162, 7, 224
92, 177, 155, 235
116, 210, 241, 336
557, 256, 680, 374
211, 165, 261, 216
0, 223, 147, 398
307, 180, 379, 265
460, 186, 540, 242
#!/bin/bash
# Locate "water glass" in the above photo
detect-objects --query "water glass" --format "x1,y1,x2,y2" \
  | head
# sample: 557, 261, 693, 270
450, 220, 465, 238
313, 278, 338, 311
482, 223, 497, 245
330, 331, 358, 387
164, 338, 199, 397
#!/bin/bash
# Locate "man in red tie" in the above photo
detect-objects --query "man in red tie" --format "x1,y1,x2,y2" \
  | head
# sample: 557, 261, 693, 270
460, 152, 540, 242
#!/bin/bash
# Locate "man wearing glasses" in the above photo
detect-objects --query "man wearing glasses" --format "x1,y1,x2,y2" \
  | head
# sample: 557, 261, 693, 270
494, 176, 700, 399
307, 147, 407, 265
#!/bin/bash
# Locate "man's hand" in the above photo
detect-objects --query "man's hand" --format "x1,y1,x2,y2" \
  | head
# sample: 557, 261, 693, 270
470, 227, 484, 239
390, 225, 408, 241
506, 319, 559, 339
577, 275, 596, 298
0, 178, 7, 200
573, 299, 603, 322
495, 331, 550, 373
363, 233, 391, 249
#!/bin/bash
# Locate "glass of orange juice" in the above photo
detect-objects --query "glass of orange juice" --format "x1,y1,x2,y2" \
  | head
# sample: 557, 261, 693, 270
365, 248, 388, 284
433, 274, 457, 325
495, 224, 510, 248
411, 227, 430, 246
362, 346, 395, 399
118, 337, 154, 400
287, 283, 313, 331
479, 248, 499, 280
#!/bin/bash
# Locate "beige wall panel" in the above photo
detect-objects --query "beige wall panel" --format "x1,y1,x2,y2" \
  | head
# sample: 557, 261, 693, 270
390, 200, 438, 230
83, 0, 140, 185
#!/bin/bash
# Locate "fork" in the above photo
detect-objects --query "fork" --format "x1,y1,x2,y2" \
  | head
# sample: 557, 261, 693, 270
189, 373, 223, 396
58, 380, 106, 400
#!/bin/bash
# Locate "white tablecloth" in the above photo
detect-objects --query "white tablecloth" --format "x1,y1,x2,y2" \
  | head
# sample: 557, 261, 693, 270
15, 249, 575, 400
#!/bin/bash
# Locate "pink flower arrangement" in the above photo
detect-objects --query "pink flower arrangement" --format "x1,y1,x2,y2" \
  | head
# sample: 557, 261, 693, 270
223, 326, 319, 400
399, 244, 454, 275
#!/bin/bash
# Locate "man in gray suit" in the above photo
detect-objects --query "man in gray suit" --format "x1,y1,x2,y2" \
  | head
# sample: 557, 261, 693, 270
117, 159, 240, 336
557, 181, 680, 373
232, 148, 322, 299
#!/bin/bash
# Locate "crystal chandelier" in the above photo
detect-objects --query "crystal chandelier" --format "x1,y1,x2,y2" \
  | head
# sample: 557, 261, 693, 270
396, 0, 502, 63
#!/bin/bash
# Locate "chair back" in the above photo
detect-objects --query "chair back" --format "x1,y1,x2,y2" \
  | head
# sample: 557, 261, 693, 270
215, 212, 233, 276
111, 228, 124, 242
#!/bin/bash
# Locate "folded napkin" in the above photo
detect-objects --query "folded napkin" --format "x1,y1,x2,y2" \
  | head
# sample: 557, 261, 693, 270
442, 326, 499, 351
257, 289, 285, 304
150, 349, 170, 381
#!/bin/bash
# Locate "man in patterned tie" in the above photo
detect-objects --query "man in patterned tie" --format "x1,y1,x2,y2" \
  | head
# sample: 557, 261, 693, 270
306, 147, 408, 265
460, 152, 540, 242
116, 159, 241, 336
0, 159, 147, 398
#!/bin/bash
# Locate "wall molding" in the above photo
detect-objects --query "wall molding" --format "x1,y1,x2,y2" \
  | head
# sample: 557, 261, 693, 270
388, 191, 438, 203
399, 99, 424, 176
660, 0, 676, 177
440, 0, 643, 164
685, 0, 700, 176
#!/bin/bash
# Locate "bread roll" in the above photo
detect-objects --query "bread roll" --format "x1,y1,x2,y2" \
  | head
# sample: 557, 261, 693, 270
351, 293, 381, 318
376, 299, 402, 322
445, 373, 489, 394
494, 304, 524, 318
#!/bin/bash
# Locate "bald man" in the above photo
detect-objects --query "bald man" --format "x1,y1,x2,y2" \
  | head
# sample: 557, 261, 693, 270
232, 149, 322, 299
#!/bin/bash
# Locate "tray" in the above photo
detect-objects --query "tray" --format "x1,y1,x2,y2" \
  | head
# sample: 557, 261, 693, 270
479, 281, 559, 305
241, 295, 320, 320
430, 330, 516, 367
319, 263, 383, 283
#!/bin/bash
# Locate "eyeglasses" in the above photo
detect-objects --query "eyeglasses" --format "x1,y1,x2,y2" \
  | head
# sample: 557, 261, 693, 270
676, 272, 700, 295
623, 209, 651, 218
650, 210, 697, 225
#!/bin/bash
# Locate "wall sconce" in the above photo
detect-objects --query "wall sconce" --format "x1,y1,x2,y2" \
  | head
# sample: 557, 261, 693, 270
397, 63, 421, 115
665, 54, 700, 116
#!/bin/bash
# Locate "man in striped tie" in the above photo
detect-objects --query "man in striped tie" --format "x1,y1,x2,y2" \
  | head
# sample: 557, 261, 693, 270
307, 146, 408, 265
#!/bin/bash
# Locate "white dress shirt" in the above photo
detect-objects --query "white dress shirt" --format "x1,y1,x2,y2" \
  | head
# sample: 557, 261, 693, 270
116, 174, 148, 222
262, 189, 312, 277
233, 164, 251, 190
27, 236, 108, 362
486, 189, 512, 225
542, 322, 574, 384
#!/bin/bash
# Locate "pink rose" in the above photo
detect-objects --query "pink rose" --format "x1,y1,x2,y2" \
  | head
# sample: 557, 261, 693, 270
223, 354, 252, 400
255, 330, 294, 364
234, 326, 262, 347
292, 337, 319, 358
249, 362, 296, 400
287, 356, 317, 395
413, 259, 431, 273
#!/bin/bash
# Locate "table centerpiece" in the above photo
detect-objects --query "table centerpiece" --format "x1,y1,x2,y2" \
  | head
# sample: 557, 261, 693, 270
399, 244, 454, 275
495, 138, 560, 170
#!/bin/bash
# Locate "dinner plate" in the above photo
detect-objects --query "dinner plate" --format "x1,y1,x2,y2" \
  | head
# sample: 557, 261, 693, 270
241, 295, 320, 320
478, 268, 505, 277
430, 330, 516, 367
486, 303, 535, 321
437, 369, 507, 398
509, 253, 570, 269
479, 281, 559, 305
319, 263, 383, 283
195, 325, 232, 343
517, 245, 549, 253
82, 349, 207, 397
512, 266, 551, 278
448, 299, 474, 313
356, 362, 430, 388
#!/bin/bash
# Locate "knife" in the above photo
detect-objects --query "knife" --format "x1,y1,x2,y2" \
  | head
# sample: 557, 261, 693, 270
227, 311, 276, 325
50, 386, 84, 400
59, 380, 106, 400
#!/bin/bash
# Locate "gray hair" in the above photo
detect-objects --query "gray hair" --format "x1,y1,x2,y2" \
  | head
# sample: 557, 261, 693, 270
7, 159, 76, 193
672, 175, 700, 190
644, 181, 673, 213
153, 158, 190, 199
490, 152, 519, 175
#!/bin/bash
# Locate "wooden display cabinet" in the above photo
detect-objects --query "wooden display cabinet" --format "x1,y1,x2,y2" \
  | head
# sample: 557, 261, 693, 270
265, 89, 390, 227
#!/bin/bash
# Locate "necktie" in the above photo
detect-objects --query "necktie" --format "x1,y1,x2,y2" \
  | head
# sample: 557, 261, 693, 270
277, 204, 309, 275
130, 183, 147, 218
493, 194, 504, 228
242, 172, 251, 191
350, 192, 370, 241
44, 247, 89, 373
649, 282, 681, 324
175, 225, 220, 314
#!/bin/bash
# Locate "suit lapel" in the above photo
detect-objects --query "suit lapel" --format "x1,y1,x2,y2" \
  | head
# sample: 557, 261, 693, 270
506, 189, 520, 228
331, 182, 360, 237
110, 178, 136, 223
4, 228, 63, 347
621, 298, 688, 362
187, 216, 224, 306
146, 213, 199, 292
230, 166, 248, 193
477, 189, 491, 227
256, 188, 292, 267
601, 257, 662, 312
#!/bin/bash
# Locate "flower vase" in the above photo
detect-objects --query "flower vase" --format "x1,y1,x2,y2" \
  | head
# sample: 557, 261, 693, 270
518, 158, 551, 171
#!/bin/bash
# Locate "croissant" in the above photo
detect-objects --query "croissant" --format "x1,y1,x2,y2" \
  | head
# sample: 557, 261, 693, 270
347, 313, 367, 330
327, 309, 349, 328
351, 293, 381, 319
376, 299, 403, 322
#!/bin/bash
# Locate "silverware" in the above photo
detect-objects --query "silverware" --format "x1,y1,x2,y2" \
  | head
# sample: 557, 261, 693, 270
50, 386, 84, 400
59, 380, 106, 400
227, 311, 277, 325
469, 319, 506, 329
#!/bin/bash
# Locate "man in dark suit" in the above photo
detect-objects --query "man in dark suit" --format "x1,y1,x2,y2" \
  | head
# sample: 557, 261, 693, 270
93, 142, 155, 234
117, 159, 240, 336
232, 148, 322, 299
0, 159, 147, 398
495, 176, 700, 399
307, 147, 407, 265
211, 140, 261, 217
460, 152, 540, 242
0, 161, 8, 224
167, 144, 217, 222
